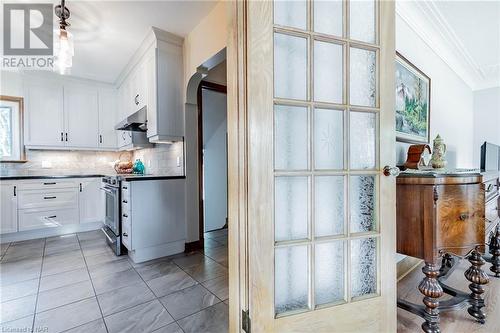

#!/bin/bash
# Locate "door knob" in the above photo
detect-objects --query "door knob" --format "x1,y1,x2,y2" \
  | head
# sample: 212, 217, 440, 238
383, 166, 401, 177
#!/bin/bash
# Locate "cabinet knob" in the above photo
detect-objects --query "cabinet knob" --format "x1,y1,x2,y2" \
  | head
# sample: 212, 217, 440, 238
383, 166, 401, 177
123, 214, 128, 218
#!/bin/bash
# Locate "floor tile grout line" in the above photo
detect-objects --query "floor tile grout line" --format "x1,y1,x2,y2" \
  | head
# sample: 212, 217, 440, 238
0, 242, 12, 261
30, 237, 46, 333
76, 233, 110, 333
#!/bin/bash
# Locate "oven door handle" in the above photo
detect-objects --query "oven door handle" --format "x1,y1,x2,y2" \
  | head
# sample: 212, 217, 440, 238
101, 227, 115, 243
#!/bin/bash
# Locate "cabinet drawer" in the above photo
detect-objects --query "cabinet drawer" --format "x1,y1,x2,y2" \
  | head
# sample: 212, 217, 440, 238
19, 208, 78, 231
18, 189, 78, 210
121, 200, 131, 216
122, 216, 131, 250
18, 180, 77, 191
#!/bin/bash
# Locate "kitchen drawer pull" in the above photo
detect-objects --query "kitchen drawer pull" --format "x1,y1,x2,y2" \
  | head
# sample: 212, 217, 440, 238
46, 215, 57, 219
122, 200, 128, 203
123, 214, 128, 218
122, 232, 128, 237
459, 213, 470, 221
43, 182, 56, 185
44, 196, 57, 200
122, 186, 128, 190
65, 133, 68, 142
134, 94, 139, 105
13, 186, 16, 197
61, 132, 64, 142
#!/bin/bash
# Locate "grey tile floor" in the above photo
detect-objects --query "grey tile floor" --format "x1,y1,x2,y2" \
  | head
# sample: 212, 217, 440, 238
0, 228, 229, 333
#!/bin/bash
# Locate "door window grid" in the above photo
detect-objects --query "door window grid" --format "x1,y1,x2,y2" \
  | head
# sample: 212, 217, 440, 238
273, 0, 381, 317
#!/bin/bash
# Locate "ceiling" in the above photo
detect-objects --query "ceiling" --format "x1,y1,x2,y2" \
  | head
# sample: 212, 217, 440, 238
48, 0, 218, 83
397, 0, 500, 90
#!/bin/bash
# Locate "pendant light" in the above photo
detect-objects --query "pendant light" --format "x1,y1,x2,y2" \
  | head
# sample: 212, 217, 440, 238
54, 0, 73, 74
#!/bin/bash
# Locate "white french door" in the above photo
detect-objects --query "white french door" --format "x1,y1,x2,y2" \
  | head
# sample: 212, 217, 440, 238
241, 0, 396, 331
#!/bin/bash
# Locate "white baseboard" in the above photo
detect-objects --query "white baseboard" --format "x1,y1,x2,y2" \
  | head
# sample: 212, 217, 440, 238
128, 240, 185, 263
0, 222, 103, 243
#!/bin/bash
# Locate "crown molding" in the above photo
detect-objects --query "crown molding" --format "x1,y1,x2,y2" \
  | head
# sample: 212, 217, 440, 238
396, 1, 500, 91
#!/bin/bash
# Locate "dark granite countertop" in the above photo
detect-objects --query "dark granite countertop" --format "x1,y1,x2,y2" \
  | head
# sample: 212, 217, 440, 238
119, 175, 185, 181
0, 171, 185, 181
0, 173, 106, 180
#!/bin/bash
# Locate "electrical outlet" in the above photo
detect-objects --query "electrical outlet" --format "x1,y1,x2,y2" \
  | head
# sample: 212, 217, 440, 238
176, 156, 181, 167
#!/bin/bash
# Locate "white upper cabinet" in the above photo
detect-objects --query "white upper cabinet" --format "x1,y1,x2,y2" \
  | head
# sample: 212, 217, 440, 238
64, 84, 99, 148
26, 80, 65, 147
116, 28, 184, 144
24, 74, 118, 151
98, 89, 118, 149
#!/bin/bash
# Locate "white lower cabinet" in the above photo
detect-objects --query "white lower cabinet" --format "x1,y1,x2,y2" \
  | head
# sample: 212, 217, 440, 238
19, 208, 78, 231
0, 182, 18, 234
0, 177, 105, 237
79, 178, 104, 224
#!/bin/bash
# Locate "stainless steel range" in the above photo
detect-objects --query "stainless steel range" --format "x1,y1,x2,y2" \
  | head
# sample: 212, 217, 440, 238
101, 175, 124, 255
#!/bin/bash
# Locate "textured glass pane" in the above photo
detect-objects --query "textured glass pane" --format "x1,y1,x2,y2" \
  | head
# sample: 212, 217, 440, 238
275, 245, 309, 314
350, 176, 376, 233
314, 0, 343, 36
351, 237, 377, 298
349, 0, 376, 44
275, 177, 309, 242
314, 108, 343, 170
350, 112, 376, 169
314, 41, 343, 103
275, 105, 308, 170
315, 241, 345, 306
274, 33, 308, 100
0, 107, 13, 157
350, 47, 376, 107
315, 176, 344, 237
274, 0, 307, 30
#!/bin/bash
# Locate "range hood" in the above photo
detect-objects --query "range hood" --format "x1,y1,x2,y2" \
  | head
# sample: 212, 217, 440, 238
115, 106, 148, 132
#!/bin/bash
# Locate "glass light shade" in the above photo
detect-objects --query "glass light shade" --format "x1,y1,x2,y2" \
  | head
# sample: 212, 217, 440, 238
54, 28, 74, 74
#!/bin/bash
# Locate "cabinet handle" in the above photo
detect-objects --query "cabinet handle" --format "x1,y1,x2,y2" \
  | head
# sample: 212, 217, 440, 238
134, 94, 139, 105
79, 183, 82, 192
61, 132, 64, 142
99, 135, 103, 144
122, 214, 128, 218
46, 215, 57, 219
122, 200, 128, 203
44, 196, 57, 200
65, 133, 68, 142
122, 232, 128, 237
43, 182, 56, 185
13, 186, 16, 197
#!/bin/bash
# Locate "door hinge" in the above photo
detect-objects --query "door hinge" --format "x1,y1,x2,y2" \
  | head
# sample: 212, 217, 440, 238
242, 310, 251, 333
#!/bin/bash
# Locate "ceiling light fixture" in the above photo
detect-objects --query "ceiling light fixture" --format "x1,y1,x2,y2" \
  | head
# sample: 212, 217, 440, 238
54, 0, 73, 75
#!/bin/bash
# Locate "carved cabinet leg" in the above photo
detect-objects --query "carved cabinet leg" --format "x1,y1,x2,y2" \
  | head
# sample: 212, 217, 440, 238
464, 248, 490, 324
418, 262, 444, 333
489, 226, 500, 277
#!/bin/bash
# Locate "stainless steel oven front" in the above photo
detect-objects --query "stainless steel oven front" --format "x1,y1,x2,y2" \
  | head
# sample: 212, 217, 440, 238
101, 178, 123, 255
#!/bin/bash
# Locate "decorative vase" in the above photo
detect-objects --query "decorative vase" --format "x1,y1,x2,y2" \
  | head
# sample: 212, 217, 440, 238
133, 159, 145, 175
430, 134, 447, 169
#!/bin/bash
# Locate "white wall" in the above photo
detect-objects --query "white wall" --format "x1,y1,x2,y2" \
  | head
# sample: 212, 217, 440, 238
473, 87, 500, 167
396, 15, 475, 168
202, 89, 228, 232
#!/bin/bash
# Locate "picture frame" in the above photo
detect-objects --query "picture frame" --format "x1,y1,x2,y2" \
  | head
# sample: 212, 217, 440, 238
395, 52, 431, 144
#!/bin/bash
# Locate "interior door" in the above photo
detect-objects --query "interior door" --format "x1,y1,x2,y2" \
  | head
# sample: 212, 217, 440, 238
245, 0, 396, 331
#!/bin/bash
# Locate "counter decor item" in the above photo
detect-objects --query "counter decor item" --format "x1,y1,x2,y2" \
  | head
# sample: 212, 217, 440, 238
133, 159, 145, 175
403, 144, 432, 170
429, 134, 447, 169
395, 52, 431, 144
114, 152, 133, 174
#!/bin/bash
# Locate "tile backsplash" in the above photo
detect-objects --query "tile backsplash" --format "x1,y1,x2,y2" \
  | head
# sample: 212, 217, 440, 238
132, 142, 184, 176
1, 142, 184, 176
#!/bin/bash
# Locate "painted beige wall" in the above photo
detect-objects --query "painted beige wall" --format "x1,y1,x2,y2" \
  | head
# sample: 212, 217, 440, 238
183, 1, 227, 95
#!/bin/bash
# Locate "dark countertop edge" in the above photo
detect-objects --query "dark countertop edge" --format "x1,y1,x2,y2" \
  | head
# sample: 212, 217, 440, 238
398, 172, 483, 178
120, 175, 186, 181
0, 174, 105, 180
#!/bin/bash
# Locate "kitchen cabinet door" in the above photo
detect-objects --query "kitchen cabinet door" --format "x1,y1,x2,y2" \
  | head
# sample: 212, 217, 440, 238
79, 178, 104, 223
64, 85, 99, 148
133, 61, 148, 112
25, 81, 65, 147
98, 89, 118, 149
0, 182, 18, 234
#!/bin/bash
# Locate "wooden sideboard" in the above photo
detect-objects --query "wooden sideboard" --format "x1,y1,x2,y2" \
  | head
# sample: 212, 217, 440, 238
396, 171, 500, 333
